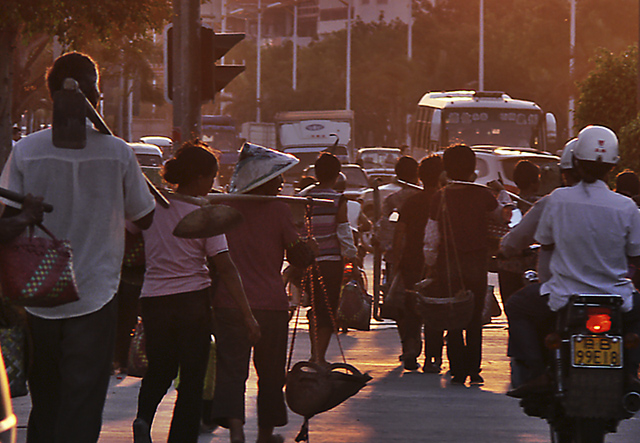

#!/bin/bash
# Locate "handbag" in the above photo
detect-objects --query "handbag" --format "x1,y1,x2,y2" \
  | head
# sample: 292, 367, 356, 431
0, 224, 79, 307
337, 276, 372, 331
127, 317, 148, 378
0, 223, 79, 308
413, 283, 475, 331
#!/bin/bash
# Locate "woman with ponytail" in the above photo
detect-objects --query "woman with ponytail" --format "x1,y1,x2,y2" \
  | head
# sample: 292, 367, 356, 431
131, 139, 260, 443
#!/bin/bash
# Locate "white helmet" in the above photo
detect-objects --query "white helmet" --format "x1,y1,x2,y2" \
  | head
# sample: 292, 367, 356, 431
559, 138, 577, 170
574, 125, 619, 164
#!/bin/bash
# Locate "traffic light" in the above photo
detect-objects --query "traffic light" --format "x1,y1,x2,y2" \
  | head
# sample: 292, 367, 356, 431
201, 27, 246, 102
164, 25, 245, 103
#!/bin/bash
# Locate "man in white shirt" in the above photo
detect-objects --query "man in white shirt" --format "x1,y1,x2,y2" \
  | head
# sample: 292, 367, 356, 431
1, 52, 155, 443
507, 125, 640, 396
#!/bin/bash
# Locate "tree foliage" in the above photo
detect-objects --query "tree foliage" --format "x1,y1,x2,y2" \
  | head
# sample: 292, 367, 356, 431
0, 0, 170, 44
575, 46, 637, 134
0, 0, 171, 165
223, 0, 639, 150
618, 115, 640, 173
574, 44, 640, 173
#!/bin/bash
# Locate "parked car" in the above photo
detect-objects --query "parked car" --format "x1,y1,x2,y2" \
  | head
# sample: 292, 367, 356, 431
355, 147, 402, 185
140, 136, 173, 160
358, 146, 561, 219
130, 143, 164, 167
471, 146, 561, 195
130, 143, 165, 190
359, 181, 406, 221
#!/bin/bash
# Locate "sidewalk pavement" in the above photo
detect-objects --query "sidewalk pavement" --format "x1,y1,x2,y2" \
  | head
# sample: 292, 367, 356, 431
11, 315, 640, 442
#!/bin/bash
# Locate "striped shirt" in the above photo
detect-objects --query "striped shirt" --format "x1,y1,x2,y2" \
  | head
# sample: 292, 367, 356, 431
300, 186, 343, 261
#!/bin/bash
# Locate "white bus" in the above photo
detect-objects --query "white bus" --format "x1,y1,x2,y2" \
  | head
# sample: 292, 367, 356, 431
411, 90, 557, 155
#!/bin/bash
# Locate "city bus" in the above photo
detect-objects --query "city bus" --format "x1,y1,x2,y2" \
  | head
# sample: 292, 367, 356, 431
411, 90, 557, 155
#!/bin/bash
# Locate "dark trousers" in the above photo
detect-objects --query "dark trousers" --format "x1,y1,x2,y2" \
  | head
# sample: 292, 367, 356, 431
437, 250, 488, 378
136, 289, 212, 443
26, 298, 117, 443
114, 280, 141, 368
395, 273, 444, 364
210, 308, 289, 428
497, 269, 524, 306
305, 260, 344, 329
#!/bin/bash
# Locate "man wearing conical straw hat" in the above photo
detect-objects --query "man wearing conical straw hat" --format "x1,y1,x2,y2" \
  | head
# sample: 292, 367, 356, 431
208, 143, 310, 443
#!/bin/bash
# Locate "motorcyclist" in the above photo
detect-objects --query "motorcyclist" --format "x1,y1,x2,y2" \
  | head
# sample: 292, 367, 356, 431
506, 125, 640, 397
500, 138, 579, 282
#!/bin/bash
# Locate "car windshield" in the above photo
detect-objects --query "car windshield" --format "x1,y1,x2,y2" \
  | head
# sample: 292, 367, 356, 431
304, 166, 369, 188
358, 150, 400, 170
136, 154, 163, 167
444, 108, 544, 149
343, 167, 369, 188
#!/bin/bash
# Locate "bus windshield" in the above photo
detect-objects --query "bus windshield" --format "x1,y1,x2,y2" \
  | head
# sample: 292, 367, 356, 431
443, 108, 544, 149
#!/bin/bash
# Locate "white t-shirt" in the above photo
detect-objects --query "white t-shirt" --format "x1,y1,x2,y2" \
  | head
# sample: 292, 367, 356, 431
136, 197, 229, 298
0, 125, 156, 319
535, 180, 640, 312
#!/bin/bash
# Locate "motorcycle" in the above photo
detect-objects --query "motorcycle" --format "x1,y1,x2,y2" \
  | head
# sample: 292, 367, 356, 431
513, 291, 640, 442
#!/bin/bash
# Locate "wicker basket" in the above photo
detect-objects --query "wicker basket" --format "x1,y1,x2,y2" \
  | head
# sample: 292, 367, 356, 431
413, 288, 475, 331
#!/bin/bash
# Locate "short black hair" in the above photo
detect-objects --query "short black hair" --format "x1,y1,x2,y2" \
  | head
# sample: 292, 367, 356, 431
443, 144, 475, 181
394, 155, 419, 182
575, 159, 613, 184
419, 155, 443, 188
616, 170, 640, 197
314, 153, 341, 183
513, 160, 540, 191
47, 52, 100, 106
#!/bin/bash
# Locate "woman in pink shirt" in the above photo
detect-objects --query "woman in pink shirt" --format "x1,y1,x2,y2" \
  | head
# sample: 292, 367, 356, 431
132, 140, 259, 443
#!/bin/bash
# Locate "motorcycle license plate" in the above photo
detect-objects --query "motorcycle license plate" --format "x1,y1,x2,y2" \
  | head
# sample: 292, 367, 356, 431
571, 335, 623, 368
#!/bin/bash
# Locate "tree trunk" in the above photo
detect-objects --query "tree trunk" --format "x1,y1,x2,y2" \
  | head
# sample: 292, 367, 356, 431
0, 27, 17, 168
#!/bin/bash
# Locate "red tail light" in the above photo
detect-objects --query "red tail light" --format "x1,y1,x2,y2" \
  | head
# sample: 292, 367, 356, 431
586, 307, 611, 333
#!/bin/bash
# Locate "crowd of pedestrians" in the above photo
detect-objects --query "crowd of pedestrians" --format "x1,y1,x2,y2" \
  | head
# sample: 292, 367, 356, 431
5, 50, 640, 443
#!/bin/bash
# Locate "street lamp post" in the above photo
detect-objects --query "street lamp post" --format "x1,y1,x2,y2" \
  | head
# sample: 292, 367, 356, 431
343, 0, 352, 110
293, 1, 298, 91
337, 0, 352, 110
479, 0, 485, 91
569, 0, 576, 137
408, 1, 412, 60
257, 0, 263, 122
255, 1, 282, 122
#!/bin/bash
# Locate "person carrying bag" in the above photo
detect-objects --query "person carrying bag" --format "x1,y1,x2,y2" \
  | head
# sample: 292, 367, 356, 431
422, 145, 509, 385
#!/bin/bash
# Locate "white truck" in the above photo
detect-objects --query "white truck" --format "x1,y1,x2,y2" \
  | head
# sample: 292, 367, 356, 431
274, 110, 355, 183
240, 121, 277, 149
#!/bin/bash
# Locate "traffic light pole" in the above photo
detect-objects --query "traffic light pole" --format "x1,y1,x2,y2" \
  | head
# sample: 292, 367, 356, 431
172, 0, 201, 144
